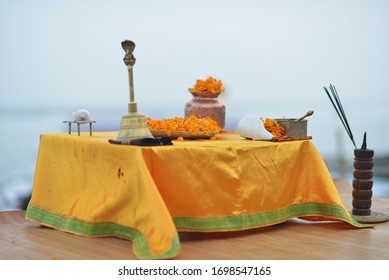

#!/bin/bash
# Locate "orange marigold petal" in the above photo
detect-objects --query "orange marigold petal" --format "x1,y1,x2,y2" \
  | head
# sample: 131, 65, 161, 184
188, 76, 224, 94
261, 117, 285, 138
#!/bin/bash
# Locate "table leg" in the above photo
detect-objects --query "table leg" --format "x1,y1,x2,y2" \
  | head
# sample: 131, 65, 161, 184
89, 122, 92, 136
77, 123, 80, 136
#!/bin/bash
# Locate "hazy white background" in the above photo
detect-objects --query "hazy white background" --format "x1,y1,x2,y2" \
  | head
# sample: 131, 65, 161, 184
1, 0, 388, 209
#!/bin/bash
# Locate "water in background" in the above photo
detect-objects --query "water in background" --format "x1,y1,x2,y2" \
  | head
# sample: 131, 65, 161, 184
1, 104, 388, 211
2, 0, 389, 210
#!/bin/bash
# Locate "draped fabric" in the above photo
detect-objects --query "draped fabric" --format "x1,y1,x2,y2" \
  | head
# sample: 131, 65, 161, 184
26, 132, 366, 259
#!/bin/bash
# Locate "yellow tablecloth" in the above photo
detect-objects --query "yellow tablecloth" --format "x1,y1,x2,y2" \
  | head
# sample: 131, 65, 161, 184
26, 132, 365, 259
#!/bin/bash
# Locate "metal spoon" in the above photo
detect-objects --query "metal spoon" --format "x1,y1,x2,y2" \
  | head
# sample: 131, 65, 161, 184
295, 110, 314, 121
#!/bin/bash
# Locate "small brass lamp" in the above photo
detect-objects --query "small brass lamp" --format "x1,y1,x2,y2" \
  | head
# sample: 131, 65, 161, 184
116, 40, 153, 143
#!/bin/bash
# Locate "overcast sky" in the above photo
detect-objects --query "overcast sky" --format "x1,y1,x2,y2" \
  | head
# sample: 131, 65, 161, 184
1, 0, 389, 157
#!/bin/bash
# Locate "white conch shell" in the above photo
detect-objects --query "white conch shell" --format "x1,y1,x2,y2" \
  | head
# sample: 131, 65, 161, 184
238, 115, 274, 140
73, 109, 91, 122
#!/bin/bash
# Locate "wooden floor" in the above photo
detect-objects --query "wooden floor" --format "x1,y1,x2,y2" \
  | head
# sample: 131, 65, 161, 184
1, 179, 388, 260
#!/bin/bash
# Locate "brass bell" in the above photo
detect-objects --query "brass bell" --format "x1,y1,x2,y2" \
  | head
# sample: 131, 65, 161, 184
115, 40, 153, 143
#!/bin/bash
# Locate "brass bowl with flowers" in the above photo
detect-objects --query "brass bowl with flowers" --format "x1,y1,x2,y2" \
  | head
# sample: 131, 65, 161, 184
147, 115, 222, 139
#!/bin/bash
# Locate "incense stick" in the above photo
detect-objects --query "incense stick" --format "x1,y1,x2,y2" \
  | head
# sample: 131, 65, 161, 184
323, 84, 357, 149
330, 84, 355, 142
323, 87, 347, 133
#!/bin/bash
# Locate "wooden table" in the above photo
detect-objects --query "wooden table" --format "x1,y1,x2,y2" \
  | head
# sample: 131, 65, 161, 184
24, 132, 367, 259
1, 180, 388, 260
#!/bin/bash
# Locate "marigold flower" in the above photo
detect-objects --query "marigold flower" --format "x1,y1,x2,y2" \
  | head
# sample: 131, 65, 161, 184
188, 76, 224, 94
147, 115, 222, 133
261, 118, 285, 139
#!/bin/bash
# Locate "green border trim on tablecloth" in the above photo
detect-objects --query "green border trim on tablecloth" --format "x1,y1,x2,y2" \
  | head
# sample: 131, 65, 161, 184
173, 202, 370, 231
25, 204, 180, 260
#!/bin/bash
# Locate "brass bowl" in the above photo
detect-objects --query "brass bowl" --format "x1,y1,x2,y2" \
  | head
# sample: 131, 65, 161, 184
275, 119, 307, 139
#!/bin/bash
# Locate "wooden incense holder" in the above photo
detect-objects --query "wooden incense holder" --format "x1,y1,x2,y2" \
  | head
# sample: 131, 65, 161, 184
351, 133, 388, 223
